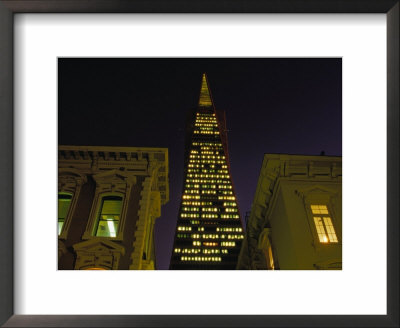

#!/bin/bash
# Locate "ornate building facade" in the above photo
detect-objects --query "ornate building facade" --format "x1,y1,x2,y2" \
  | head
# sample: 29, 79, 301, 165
170, 74, 244, 270
58, 145, 169, 270
237, 154, 342, 270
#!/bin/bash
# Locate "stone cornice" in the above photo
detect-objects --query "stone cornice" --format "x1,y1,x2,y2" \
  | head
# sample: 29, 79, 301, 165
59, 145, 169, 204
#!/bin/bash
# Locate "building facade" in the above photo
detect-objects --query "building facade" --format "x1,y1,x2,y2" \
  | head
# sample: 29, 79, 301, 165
58, 145, 169, 270
170, 74, 244, 270
237, 154, 342, 270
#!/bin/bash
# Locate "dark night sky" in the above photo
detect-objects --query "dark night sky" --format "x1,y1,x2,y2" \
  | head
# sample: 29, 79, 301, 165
58, 58, 342, 270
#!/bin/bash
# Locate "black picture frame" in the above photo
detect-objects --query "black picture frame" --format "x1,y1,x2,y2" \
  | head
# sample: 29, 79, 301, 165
0, 1, 398, 327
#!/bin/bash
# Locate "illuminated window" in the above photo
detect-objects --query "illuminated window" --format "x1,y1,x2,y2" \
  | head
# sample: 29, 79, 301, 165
94, 196, 123, 237
311, 205, 338, 243
58, 192, 72, 235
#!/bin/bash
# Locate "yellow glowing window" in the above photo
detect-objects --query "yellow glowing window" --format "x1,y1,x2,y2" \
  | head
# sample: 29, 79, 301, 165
311, 205, 338, 243
58, 192, 72, 235
311, 205, 329, 214
95, 196, 122, 237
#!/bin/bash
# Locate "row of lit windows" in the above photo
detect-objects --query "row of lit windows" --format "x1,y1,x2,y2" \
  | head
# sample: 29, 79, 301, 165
201, 207, 218, 212
221, 214, 240, 219
189, 160, 226, 164
182, 201, 213, 206
184, 189, 233, 195
189, 155, 225, 160
194, 124, 218, 128
188, 164, 226, 168
181, 207, 237, 213
181, 213, 240, 220
197, 127, 217, 131
174, 248, 201, 254
195, 116, 217, 120
200, 214, 218, 218
181, 213, 200, 218
186, 233, 243, 240
184, 183, 231, 188
218, 196, 236, 200
186, 172, 228, 178
187, 163, 227, 169
221, 242, 236, 247
186, 179, 230, 184
177, 226, 192, 231
219, 185, 232, 189
216, 227, 242, 232
180, 256, 222, 262
194, 119, 217, 123
196, 112, 215, 116
177, 225, 242, 234
182, 195, 200, 199
192, 142, 222, 146
194, 118, 217, 121
191, 151, 222, 156
185, 190, 200, 194
223, 202, 237, 207
186, 174, 230, 178
183, 216, 240, 221
200, 234, 219, 239
185, 184, 216, 189
197, 148, 224, 153
193, 130, 220, 135
203, 249, 220, 254
226, 234, 244, 239
203, 242, 218, 246
181, 207, 199, 212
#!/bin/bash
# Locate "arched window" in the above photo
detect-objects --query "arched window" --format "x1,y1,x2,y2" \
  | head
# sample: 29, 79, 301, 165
58, 192, 73, 235
94, 195, 123, 237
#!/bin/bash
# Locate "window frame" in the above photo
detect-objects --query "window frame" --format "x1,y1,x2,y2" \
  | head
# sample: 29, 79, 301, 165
93, 194, 125, 238
296, 185, 341, 249
58, 169, 87, 240
310, 205, 339, 244
81, 170, 136, 241
305, 200, 340, 247
58, 191, 73, 235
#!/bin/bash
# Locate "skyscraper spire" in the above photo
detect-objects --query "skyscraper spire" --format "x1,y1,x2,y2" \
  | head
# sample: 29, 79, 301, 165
198, 73, 213, 107
170, 74, 244, 270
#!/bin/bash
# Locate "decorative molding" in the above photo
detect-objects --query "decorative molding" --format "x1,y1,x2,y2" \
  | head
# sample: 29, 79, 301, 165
58, 145, 169, 205
130, 176, 153, 270
130, 173, 162, 270
82, 170, 136, 241
73, 239, 125, 270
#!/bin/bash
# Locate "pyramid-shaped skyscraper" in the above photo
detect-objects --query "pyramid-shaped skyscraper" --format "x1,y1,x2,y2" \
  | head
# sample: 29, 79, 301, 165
170, 74, 244, 269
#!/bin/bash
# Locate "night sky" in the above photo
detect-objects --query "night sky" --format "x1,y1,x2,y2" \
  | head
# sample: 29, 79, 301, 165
58, 58, 342, 269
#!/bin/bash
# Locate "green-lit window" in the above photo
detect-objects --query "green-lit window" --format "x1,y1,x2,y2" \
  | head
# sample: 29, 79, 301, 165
58, 192, 72, 235
311, 205, 338, 243
95, 196, 123, 237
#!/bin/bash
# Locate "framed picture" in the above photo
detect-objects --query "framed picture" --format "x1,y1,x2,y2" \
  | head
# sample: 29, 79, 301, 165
0, 1, 398, 327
